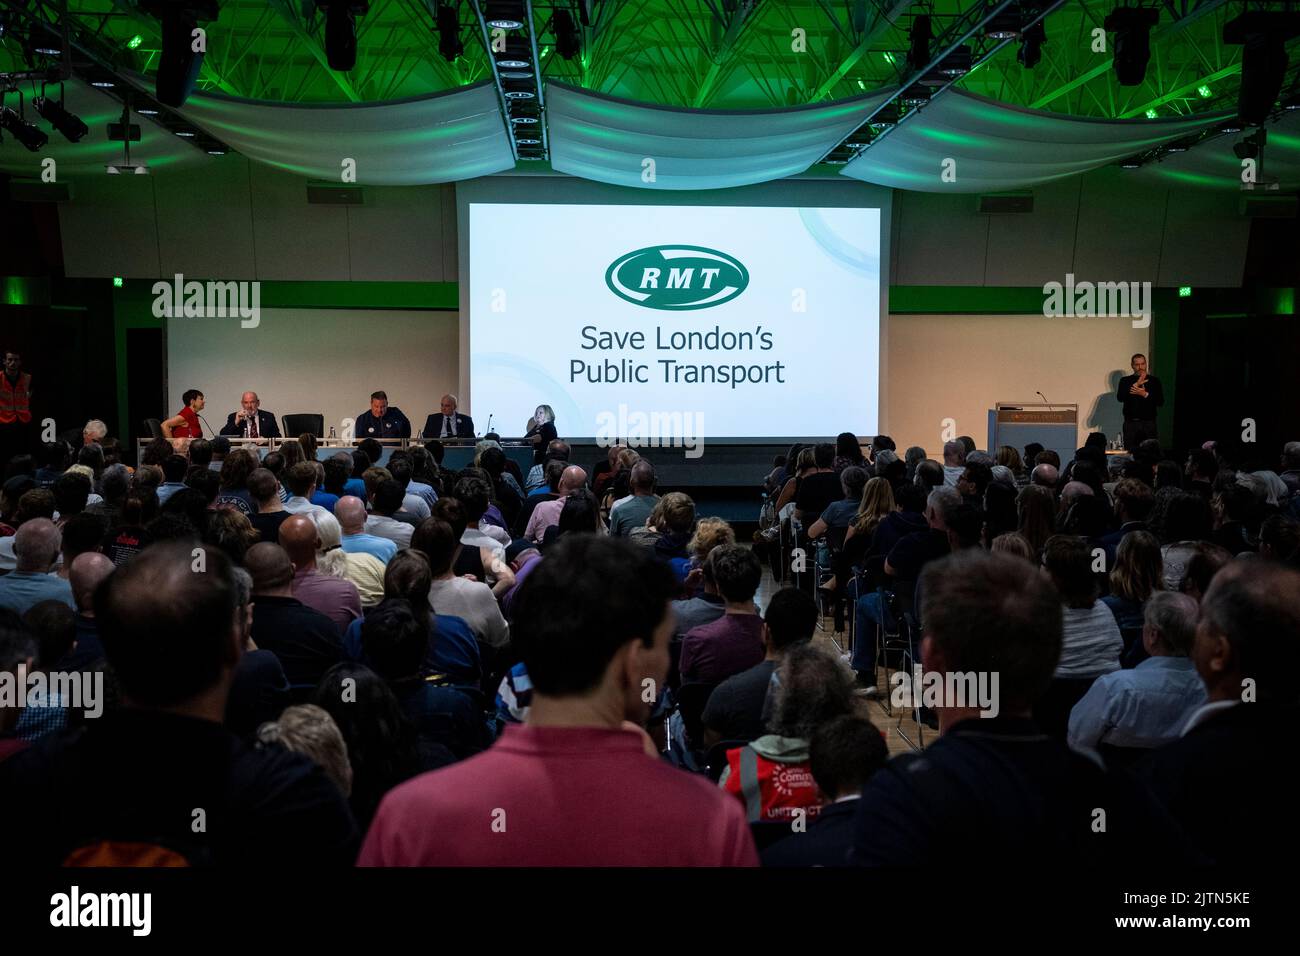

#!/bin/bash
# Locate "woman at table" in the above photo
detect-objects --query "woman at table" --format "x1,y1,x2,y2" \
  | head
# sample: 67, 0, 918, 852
524, 404, 557, 467
160, 389, 205, 440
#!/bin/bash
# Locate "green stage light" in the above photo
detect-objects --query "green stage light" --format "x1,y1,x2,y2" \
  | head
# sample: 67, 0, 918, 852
113, 277, 124, 287
1178, 286, 1192, 297
127, 34, 143, 50
1145, 108, 1158, 119
1197, 85, 1212, 98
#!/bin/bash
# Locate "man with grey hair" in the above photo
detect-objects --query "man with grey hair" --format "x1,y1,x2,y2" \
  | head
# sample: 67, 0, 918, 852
965, 450, 995, 468
81, 419, 108, 446
1059, 480, 1094, 513
1067, 591, 1205, 760
942, 440, 966, 487
0, 518, 73, 614
1031, 462, 1059, 489
86, 463, 130, 526
852, 486, 961, 684
422, 393, 474, 440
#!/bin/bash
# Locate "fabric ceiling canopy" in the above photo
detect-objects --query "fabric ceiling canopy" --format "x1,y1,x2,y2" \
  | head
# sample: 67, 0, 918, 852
1137, 108, 1300, 192
546, 81, 894, 190
176, 81, 515, 185
841, 90, 1231, 193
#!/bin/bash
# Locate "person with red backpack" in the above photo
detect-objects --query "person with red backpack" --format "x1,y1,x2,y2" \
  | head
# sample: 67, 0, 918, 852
719, 642, 862, 824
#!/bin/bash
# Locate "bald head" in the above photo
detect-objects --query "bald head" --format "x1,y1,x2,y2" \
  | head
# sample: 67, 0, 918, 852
14, 518, 61, 573
558, 466, 588, 495
245, 542, 296, 594
1060, 481, 1094, 509
335, 495, 367, 534
1031, 463, 1059, 488
70, 552, 115, 614
276, 516, 319, 570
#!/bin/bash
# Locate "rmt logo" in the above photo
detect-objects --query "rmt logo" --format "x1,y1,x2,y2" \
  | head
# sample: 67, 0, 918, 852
605, 245, 749, 311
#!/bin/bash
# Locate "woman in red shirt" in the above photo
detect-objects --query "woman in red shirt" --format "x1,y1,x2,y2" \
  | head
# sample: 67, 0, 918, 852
161, 389, 205, 439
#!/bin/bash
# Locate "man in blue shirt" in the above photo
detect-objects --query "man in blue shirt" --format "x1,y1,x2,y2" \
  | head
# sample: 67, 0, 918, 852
354, 391, 410, 440
335, 497, 398, 564
0, 520, 74, 615
1068, 591, 1206, 758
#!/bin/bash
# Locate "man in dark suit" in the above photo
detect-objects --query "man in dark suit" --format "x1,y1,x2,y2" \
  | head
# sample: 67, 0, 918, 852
220, 391, 281, 439
762, 714, 887, 867
1116, 353, 1163, 451
1139, 560, 1300, 865
355, 390, 410, 440
422, 394, 474, 439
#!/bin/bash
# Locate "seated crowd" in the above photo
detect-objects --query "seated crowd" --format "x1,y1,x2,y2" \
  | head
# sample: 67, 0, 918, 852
0, 424, 1296, 866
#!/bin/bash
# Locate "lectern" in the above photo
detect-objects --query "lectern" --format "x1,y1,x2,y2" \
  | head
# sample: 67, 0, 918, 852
989, 403, 1078, 466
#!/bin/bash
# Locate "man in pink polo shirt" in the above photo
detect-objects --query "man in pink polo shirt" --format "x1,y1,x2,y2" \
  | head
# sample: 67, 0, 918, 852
359, 535, 757, 867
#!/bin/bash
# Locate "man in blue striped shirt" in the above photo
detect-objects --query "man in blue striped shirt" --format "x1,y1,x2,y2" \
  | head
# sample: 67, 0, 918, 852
1068, 592, 1206, 759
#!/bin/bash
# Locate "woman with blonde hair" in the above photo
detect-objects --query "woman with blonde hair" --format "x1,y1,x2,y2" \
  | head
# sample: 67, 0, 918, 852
996, 445, 1027, 486
1103, 530, 1164, 665
526, 404, 557, 466
847, 477, 896, 543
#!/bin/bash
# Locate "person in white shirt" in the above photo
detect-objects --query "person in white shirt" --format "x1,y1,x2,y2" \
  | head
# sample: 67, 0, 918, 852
282, 462, 329, 518
412, 513, 509, 648
364, 480, 414, 549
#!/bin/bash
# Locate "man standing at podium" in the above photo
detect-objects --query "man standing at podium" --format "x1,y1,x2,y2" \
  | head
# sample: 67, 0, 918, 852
1116, 353, 1163, 451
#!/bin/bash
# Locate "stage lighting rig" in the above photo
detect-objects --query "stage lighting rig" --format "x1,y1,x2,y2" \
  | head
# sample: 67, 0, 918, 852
139, 1, 220, 106
1104, 7, 1160, 86
0, 104, 49, 152
313, 1, 370, 72
437, 4, 463, 61
33, 85, 88, 143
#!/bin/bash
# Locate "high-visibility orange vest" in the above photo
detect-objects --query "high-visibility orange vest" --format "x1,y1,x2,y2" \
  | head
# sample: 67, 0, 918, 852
0, 373, 31, 424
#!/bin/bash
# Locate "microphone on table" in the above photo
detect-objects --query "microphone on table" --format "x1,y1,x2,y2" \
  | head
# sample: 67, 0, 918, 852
1036, 390, 1053, 410
486, 413, 494, 435
197, 413, 214, 437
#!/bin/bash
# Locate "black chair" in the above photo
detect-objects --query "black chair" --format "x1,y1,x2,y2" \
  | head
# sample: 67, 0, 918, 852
282, 413, 324, 438
1033, 676, 1099, 741
674, 681, 718, 752
704, 739, 750, 783
143, 418, 163, 440
1120, 627, 1148, 669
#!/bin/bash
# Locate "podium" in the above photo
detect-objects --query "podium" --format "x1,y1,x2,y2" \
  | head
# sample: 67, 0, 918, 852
988, 403, 1078, 466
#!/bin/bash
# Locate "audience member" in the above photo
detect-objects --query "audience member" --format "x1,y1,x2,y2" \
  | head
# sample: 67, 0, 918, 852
358, 535, 757, 866
0, 541, 358, 865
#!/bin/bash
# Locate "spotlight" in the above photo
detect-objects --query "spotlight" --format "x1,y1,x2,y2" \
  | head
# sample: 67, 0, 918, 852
32, 43, 63, 56
484, 2, 525, 30
1104, 7, 1160, 86
33, 92, 89, 143
90, 80, 116, 89
140, 0, 220, 106
937, 45, 973, 78
900, 85, 931, 106
495, 36, 532, 69
1283, 96, 1300, 112
1224, 13, 1300, 126
1018, 21, 1045, 69
1233, 129, 1266, 160
1218, 120, 1244, 134
985, 10, 1022, 41
907, 14, 932, 71
106, 164, 149, 175
137, 107, 161, 116
317, 1, 370, 72
554, 8, 580, 61
1120, 157, 1143, 169
871, 103, 900, 126
436, 3, 462, 61
0, 107, 49, 152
